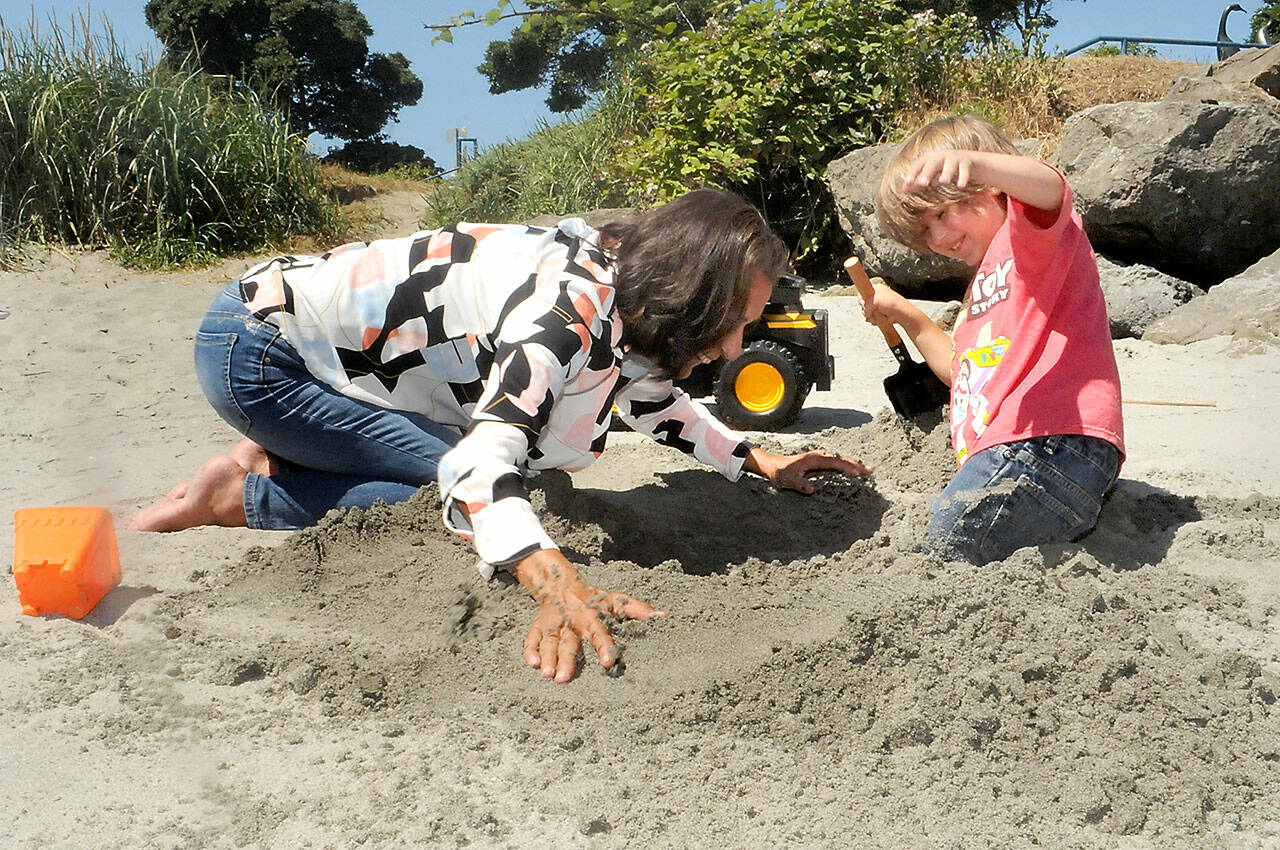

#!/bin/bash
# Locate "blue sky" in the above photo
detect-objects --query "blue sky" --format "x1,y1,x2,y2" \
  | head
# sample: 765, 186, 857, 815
2, 0, 1265, 167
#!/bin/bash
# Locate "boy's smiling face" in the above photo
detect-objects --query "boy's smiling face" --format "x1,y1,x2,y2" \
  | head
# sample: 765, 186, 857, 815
918, 189, 1007, 267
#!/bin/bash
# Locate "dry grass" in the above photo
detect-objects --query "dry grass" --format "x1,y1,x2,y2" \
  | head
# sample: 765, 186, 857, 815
318, 162, 437, 202
1014, 55, 1201, 154
892, 55, 1200, 157
1022, 55, 1202, 154
1056, 55, 1201, 116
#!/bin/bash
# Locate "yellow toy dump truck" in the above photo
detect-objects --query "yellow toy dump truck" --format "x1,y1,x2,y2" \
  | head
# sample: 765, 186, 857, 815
678, 273, 833, 431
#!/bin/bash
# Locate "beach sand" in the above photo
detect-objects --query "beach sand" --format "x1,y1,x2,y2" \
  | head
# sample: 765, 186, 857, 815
2, 234, 1279, 848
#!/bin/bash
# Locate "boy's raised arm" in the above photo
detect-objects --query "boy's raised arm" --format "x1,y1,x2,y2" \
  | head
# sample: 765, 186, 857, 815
905, 150, 1064, 213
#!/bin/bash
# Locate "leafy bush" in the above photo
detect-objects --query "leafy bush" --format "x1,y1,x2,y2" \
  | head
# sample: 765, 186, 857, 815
421, 81, 638, 227
620, 0, 1060, 271
416, 2, 1064, 271
0, 16, 342, 268
1082, 41, 1158, 58
324, 137, 440, 176
617, 2, 972, 263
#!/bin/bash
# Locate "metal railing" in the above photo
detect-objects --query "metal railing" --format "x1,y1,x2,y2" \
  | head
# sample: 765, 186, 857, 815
1063, 36, 1264, 55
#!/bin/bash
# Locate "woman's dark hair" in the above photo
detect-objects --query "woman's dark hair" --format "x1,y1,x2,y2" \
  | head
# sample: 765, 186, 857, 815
598, 188, 789, 377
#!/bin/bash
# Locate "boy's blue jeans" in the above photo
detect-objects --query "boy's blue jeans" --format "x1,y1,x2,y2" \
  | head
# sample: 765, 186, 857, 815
193, 285, 462, 529
926, 433, 1121, 564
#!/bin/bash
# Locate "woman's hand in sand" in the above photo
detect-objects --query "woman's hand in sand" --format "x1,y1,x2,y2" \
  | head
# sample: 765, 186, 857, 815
511, 549, 666, 683
745, 448, 872, 495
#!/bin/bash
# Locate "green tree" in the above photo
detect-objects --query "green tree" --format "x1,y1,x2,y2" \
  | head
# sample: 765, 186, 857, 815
623, 0, 984, 261
435, 0, 1077, 109
1081, 39, 1155, 57
431, 0, 715, 112
619, 0, 1061, 267
145, 0, 423, 141
899, 0, 1083, 49
324, 136, 439, 175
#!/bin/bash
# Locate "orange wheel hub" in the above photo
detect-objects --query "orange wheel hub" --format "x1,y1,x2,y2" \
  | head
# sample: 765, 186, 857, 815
734, 362, 786, 413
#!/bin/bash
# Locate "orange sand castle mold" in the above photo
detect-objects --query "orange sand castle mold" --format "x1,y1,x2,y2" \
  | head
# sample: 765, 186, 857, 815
12, 506, 121, 620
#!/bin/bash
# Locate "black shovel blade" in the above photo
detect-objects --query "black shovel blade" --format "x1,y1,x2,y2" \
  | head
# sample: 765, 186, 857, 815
884, 345, 949, 418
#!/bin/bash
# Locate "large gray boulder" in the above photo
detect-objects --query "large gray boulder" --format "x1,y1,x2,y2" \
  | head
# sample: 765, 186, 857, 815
1161, 75, 1277, 106
825, 142, 971, 293
1163, 44, 1280, 105
1053, 99, 1280, 285
1204, 43, 1280, 99
1142, 247, 1280, 345
1096, 256, 1201, 339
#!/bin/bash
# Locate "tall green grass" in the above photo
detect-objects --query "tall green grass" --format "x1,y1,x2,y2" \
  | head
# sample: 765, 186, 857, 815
422, 82, 639, 227
0, 14, 342, 268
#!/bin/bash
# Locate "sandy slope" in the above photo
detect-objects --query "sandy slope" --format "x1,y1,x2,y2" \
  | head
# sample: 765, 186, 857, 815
2, 233, 1279, 848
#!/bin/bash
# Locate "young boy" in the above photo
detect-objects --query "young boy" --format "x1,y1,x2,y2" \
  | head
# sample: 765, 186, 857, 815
867, 113, 1124, 564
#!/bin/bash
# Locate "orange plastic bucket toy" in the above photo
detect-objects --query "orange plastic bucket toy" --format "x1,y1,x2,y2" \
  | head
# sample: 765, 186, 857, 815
12, 506, 121, 620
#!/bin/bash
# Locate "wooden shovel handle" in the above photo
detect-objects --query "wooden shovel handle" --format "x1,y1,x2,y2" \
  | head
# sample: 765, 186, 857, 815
843, 256, 905, 349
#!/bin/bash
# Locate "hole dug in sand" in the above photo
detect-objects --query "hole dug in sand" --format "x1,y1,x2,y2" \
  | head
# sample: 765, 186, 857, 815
136, 412, 1280, 846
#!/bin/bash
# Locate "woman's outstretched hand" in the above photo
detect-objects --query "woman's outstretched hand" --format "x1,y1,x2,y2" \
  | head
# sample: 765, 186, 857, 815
745, 447, 873, 495
511, 548, 666, 683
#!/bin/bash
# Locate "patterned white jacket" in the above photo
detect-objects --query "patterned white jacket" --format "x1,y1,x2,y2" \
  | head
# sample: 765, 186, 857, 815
238, 218, 752, 570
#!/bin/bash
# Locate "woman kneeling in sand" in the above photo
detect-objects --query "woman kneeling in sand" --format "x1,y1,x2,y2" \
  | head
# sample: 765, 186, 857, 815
130, 188, 869, 683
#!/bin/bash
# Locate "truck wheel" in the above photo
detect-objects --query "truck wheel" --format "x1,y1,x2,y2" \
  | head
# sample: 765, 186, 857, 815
713, 340, 811, 431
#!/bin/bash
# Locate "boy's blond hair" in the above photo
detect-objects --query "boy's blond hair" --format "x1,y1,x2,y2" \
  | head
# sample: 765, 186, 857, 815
877, 114, 1021, 253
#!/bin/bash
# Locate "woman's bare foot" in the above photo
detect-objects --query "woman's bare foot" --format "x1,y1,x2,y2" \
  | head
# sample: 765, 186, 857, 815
124, 455, 251, 532
230, 438, 276, 476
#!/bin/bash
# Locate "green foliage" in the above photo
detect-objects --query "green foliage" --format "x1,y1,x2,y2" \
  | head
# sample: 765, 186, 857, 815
421, 82, 638, 226
431, 0, 715, 112
440, 0, 1077, 111
0, 16, 342, 268
145, 0, 422, 141
903, 0, 1083, 49
621, 0, 985, 264
423, 2, 1065, 271
324, 138, 440, 175
1082, 41, 1157, 57
616, 0, 1066, 269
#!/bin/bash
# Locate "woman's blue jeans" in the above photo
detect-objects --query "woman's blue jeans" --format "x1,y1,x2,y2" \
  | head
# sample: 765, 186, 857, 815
193, 285, 462, 529
926, 433, 1121, 564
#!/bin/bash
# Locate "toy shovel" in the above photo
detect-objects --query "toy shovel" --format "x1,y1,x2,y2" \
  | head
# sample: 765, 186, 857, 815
843, 257, 950, 418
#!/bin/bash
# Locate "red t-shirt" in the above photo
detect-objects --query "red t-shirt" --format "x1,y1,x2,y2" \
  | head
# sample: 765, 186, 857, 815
949, 176, 1124, 468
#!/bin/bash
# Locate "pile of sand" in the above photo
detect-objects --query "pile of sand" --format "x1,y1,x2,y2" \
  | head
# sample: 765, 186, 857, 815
4, 251, 1280, 848
44, 411, 1268, 848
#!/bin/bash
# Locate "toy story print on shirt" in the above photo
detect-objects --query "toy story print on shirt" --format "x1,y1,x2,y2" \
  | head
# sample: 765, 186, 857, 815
967, 258, 1014, 318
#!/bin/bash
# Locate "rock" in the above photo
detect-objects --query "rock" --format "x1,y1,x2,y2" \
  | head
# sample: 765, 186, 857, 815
1053, 99, 1280, 284
1143, 247, 1280, 344
1162, 44, 1280, 106
826, 142, 972, 293
1204, 43, 1280, 99
1161, 75, 1276, 106
1163, 44, 1280, 104
1096, 255, 1201, 339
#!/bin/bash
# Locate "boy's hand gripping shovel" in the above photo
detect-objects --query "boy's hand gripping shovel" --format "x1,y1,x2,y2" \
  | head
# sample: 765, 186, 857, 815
843, 256, 950, 418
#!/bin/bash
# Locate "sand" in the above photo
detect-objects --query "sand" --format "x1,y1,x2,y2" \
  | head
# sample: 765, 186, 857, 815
2, 234, 1280, 848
